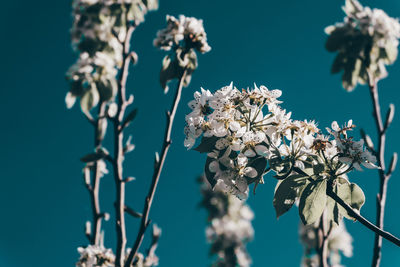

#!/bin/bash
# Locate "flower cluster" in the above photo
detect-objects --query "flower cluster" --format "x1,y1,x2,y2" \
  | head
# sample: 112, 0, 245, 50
77, 245, 115, 267
200, 178, 254, 267
66, 0, 158, 111
325, 0, 400, 90
132, 253, 159, 267
154, 15, 211, 93
154, 15, 211, 53
185, 83, 377, 200
327, 120, 377, 171
76, 241, 161, 267
299, 221, 353, 267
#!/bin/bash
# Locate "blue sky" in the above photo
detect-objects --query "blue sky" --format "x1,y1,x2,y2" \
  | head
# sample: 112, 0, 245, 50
1, 0, 400, 266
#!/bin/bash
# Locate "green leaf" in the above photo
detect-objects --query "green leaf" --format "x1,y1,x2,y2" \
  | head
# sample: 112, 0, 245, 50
342, 57, 362, 92
384, 42, 398, 63
180, 50, 198, 88
349, 183, 365, 210
69, 80, 85, 97
325, 184, 341, 226
80, 152, 104, 163
160, 49, 198, 93
273, 158, 293, 179
313, 163, 325, 175
122, 108, 138, 128
204, 157, 217, 187
273, 174, 309, 218
337, 182, 365, 219
80, 88, 99, 113
248, 157, 268, 182
160, 54, 183, 94
143, 0, 159, 11
97, 118, 108, 140
194, 136, 219, 153
299, 179, 327, 225
160, 55, 177, 93
97, 76, 117, 102
331, 53, 345, 74
127, 4, 145, 24
294, 166, 313, 178
325, 27, 347, 52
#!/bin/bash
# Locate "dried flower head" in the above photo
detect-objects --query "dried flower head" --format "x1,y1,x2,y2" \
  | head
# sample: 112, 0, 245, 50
325, 0, 400, 90
154, 15, 211, 53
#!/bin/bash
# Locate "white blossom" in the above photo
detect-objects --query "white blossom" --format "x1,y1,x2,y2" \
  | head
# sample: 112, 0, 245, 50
200, 179, 254, 267
325, 0, 400, 90
67, 0, 157, 110
154, 15, 211, 53
185, 83, 376, 199
299, 221, 353, 267
327, 120, 378, 171
77, 245, 115, 267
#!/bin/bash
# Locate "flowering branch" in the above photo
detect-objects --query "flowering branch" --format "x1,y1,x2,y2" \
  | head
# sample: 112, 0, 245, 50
367, 75, 397, 267
326, 184, 400, 247
67, 1, 159, 266
324, 0, 400, 264
112, 23, 136, 267
125, 69, 188, 267
124, 14, 211, 266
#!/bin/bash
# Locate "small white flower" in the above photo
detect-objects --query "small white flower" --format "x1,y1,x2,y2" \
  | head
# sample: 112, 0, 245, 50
154, 15, 211, 53
76, 245, 115, 267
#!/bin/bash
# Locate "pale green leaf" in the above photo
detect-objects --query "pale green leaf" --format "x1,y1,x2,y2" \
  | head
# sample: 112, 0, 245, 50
337, 182, 365, 219
204, 157, 216, 188
194, 136, 219, 153
80, 88, 99, 113
273, 174, 309, 218
299, 179, 327, 225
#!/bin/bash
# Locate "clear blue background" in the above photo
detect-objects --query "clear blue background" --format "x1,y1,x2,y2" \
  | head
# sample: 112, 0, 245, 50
1, 0, 400, 266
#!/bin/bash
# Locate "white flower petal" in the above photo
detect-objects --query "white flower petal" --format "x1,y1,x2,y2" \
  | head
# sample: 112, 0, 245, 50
244, 149, 256, 157
209, 161, 220, 173
255, 145, 270, 157
244, 167, 257, 178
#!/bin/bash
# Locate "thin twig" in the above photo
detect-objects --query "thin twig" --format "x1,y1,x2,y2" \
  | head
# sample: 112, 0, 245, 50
367, 75, 396, 267
124, 69, 188, 267
113, 24, 136, 267
85, 103, 107, 245
316, 212, 328, 267
326, 186, 400, 247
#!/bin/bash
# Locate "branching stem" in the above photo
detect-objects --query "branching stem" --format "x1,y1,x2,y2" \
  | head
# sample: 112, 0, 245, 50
89, 103, 107, 245
316, 212, 329, 267
113, 24, 136, 267
124, 69, 188, 267
367, 76, 396, 267
326, 186, 400, 247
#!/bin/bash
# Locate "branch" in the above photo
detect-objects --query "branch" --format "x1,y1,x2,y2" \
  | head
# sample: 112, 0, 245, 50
326, 186, 400, 247
125, 205, 142, 218
316, 212, 329, 267
368, 75, 396, 267
84, 103, 107, 246
113, 24, 136, 267
124, 69, 188, 267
